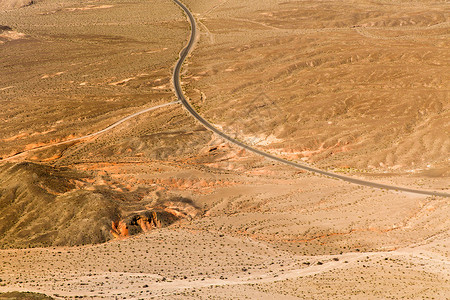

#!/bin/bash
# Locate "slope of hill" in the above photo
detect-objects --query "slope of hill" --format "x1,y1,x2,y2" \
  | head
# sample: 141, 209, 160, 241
182, 0, 450, 173
0, 162, 121, 248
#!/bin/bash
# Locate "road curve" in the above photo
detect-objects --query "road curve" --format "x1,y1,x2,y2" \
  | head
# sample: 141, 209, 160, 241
0, 101, 180, 163
171, 0, 449, 198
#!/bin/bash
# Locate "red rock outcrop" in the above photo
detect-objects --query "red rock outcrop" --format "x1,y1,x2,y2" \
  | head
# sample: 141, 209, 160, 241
110, 220, 129, 238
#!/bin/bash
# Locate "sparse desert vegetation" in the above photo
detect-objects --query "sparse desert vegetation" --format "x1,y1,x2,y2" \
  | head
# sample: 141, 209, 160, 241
183, 0, 449, 173
0, 0, 448, 299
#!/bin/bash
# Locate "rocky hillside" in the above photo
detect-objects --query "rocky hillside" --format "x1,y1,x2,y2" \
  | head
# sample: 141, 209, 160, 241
0, 162, 122, 248
0, 162, 201, 248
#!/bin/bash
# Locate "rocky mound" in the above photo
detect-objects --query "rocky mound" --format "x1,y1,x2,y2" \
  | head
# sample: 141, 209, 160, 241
0, 162, 202, 248
111, 210, 180, 238
0, 162, 121, 248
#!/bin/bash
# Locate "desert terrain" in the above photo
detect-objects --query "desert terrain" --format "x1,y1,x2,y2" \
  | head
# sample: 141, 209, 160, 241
0, 0, 449, 299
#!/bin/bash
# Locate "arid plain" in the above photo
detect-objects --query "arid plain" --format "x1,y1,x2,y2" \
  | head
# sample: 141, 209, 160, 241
0, 0, 449, 299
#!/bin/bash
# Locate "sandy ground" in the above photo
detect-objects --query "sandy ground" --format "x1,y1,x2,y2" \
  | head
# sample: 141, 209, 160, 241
0, 0, 449, 299
182, 0, 450, 173
0, 0, 187, 159
0, 228, 448, 299
0, 158, 448, 298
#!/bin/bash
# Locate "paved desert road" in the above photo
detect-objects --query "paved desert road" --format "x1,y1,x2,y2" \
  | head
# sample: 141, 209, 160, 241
172, 0, 449, 198
0, 101, 180, 162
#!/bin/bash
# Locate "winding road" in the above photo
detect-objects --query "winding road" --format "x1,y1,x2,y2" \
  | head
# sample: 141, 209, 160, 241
171, 0, 449, 198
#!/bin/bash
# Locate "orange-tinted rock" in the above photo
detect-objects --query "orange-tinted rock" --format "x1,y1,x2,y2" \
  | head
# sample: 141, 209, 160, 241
111, 220, 129, 238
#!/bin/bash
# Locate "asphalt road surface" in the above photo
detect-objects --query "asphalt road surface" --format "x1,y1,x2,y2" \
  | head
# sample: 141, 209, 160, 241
171, 0, 449, 198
